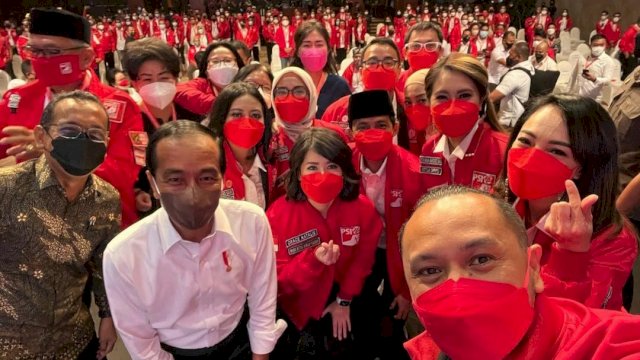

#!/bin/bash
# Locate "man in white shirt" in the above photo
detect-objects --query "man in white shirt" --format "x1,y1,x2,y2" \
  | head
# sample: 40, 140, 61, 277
487, 31, 516, 91
529, 41, 558, 71
570, 34, 616, 103
103, 120, 285, 360
490, 42, 534, 127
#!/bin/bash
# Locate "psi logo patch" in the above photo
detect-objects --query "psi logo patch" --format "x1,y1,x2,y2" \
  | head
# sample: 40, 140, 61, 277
340, 226, 360, 246
471, 171, 496, 192
103, 99, 126, 123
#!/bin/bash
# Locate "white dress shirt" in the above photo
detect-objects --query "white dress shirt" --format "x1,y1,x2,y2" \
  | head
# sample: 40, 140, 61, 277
360, 156, 388, 248
488, 43, 510, 85
496, 61, 534, 127
240, 156, 267, 209
573, 53, 615, 102
529, 55, 558, 71
103, 200, 285, 360
434, 121, 480, 178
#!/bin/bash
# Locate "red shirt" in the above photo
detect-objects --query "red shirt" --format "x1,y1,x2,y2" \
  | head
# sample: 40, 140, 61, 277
619, 24, 640, 54
267, 195, 382, 330
404, 294, 640, 360
352, 145, 425, 300
0, 70, 144, 228
420, 122, 508, 193
174, 78, 215, 116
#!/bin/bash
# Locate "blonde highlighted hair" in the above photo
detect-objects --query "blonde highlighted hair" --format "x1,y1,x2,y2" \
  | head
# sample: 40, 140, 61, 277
424, 53, 503, 132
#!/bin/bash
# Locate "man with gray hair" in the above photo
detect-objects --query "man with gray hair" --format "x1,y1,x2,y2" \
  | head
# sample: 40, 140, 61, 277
400, 185, 640, 360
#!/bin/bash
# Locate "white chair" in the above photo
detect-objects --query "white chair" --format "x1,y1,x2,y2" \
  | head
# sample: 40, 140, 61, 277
0, 70, 10, 97
568, 51, 585, 68
517, 28, 525, 41
576, 43, 591, 59
570, 27, 581, 41
339, 58, 353, 76
612, 59, 622, 82
376, 23, 384, 36
557, 60, 572, 73
270, 44, 282, 73
11, 54, 23, 80
507, 26, 517, 35
560, 32, 572, 56
589, 30, 597, 42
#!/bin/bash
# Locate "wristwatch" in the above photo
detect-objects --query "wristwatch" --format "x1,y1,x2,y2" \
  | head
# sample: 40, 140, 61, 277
336, 296, 351, 307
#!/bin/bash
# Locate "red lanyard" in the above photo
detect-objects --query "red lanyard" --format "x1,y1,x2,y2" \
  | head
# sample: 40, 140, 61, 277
140, 103, 176, 129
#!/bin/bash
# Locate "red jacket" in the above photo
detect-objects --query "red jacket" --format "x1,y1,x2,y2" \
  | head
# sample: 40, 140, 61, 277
524, 16, 537, 42
596, 19, 613, 38
220, 141, 276, 206
174, 78, 215, 116
16, 35, 29, 60
535, 14, 553, 30
458, 40, 479, 56
341, 62, 357, 91
352, 145, 424, 300
0, 70, 143, 228
267, 195, 382, 330
404, 294, 640, 360
555, 16, 574, 32
493, 12, 511, 29
334, 27, 350, 49
153, 29, 176, 47
262, 23, 276, 43
269, 120, 349, 197
0, 35, 9, 69
420, 122, 508, 192
274, 25, 295, 58
523, 212, 638, 310
603, 22, 622, 47
443, 17, 462, 51
354, 23, 367, 43
619, 24, 640, 54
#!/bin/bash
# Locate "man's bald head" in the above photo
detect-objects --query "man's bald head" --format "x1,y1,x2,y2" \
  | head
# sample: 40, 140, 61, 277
535, 40, 549, 53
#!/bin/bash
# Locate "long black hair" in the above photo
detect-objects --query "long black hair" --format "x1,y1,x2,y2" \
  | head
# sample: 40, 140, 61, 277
198, 41, 245, 80
290, 20, 339, 74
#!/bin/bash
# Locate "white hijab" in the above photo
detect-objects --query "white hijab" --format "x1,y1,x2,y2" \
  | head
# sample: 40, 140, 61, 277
272, 67, 319, 142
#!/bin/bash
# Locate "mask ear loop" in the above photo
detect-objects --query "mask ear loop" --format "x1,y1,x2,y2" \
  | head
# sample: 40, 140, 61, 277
150, 176, 161, 198
522, 247, 533, 288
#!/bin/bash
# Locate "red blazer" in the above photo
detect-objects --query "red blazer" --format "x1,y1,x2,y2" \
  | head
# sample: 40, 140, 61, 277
0, 35, 9, 69
420, 122, 508, 193
443, 17, 462, 52
604, 23, 623, 47
263, 23, 276, 43
174, 78, 215, 116
153, 29, 176, 47
16, 35, 28, 60
619, 24, 640, 54
218, 21, 231, 39
524, 16, 537, 41
536, 14, 553, 30
493, 13, 511, 29
524, 214, 638, 310
267, 195, 382, 330
0, 70, 143, 228
341, 62, 356, 91
269, 120, 349, 196
377, 25, 388, 37
555, 16, 574, 32
352, 145, 425, 300
274, 25, 295, 58
334, 27, 350, 49
245, 26, 260, 48
596, 19, 612, 37
354, 23, 367, 43
404, 295, 640, 360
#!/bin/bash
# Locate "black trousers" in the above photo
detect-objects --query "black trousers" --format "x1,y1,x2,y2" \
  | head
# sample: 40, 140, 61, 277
266, 42, 274, 65
252, 46, 260, 62
104, 52, 115, 72
351, 248, 410, 360
161, 308, 251, 360
336, 48, 347, 65
77, 334, 100, 360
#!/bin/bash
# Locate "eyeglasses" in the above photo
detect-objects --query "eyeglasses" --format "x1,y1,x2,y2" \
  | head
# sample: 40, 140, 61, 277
273, 86, 308, 100
207, 58, 235, 67
25, 45, 87, 57
246, 81, 272, 94
363, 57, 399, 70
406, 42, 442, 53
47, 124, 107, 143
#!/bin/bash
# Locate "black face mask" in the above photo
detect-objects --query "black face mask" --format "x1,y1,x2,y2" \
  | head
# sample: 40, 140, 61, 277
389, 30, 395, 35
504, 43, 514, 51
462, 35, 470, 42
50, 135, 107, 176
534, 54, 544, 62
506, 56, 518, 67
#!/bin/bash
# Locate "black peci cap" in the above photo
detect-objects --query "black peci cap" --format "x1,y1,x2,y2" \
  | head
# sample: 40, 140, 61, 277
30, 8, 91, 44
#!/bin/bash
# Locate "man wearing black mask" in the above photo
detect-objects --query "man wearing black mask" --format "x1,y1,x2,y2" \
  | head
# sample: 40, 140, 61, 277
488, 31, 516, 91
0, 90, 120, 359
490, 42, 534, 127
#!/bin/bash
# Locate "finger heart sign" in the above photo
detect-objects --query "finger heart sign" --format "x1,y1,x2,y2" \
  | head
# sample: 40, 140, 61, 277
543, 180, 598, 253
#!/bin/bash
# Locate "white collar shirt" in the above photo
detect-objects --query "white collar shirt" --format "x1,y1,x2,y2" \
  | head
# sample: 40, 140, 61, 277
434, 121, 480, 178
360, 156, 388, 248
240, 155, 267, 209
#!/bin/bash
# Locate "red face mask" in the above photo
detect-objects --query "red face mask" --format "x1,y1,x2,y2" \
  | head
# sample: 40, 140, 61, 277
507, 147, 574, 200
223, 117, 265, 149
301, 172, 343, 204
274, 95, 310, 123
362, 67, 397, 91
407, 50, 439, 71
405, 103, 432, 131
413, 251, 535, 360
117, 79, 130, 87
431, 100, 480, 138
31, 54, 85, 87
354, 129, 393, 161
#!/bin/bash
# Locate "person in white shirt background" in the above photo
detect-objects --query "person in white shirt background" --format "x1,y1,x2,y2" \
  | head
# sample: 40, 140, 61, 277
487, 31, 516, 91
570, 34, 616, 103
490, 42, 534, 127
103, 120, 286, 360
530, 41, 558, 71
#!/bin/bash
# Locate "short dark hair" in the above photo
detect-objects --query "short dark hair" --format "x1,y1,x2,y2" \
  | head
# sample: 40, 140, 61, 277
21, 59, 32, 77
106, 68, 124, 87
500, 94, 621, 235
123, 37, 180, 81
513, 42, 530, 60
285, 128, 360, 202
362, 37, 401, 61
590, 33, 607, 44
503, 30, 516, 40
207, 82, 272, 156
232, 63, 274, 84
41, 90, 108, 129
230, 40, 251, 61
400, 185, 529, 250
291, 20, 339, 73
198, 41, 245, 80
404, 21, 444, 44
146, 120, 225, 176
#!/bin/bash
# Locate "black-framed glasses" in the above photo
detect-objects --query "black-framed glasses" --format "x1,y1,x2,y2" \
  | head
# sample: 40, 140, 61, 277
246, 81, 272, 94
47, 124, 107, 143
207, 58, 236, 67
274, 86, 308, 100
24, 45, 87, 57
363, 57, 399, 70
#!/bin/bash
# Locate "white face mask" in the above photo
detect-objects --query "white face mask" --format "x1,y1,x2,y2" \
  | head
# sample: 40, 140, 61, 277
613, 17, 620, 22
547, 28, 555, 35
591, 46, 605, 57
207, 64, 238, 87
462, 19, 468, 25
282, 20, 290, 26
98, 25, 104, 31
139, 82, 176, 109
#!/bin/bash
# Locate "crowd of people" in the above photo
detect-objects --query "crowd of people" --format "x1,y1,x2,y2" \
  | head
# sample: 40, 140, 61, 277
1, 1, 640, 360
